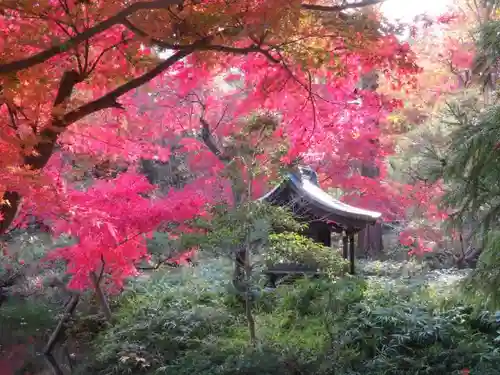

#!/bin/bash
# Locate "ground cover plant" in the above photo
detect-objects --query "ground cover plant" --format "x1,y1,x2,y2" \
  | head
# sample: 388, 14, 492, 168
75, 259, 500, 375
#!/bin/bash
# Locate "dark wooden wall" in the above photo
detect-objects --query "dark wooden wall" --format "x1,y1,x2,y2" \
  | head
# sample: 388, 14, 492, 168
306, 221, 332, 247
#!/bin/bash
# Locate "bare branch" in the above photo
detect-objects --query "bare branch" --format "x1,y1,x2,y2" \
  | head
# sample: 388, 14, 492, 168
200, 117, 231, 162
301, 0, 383, 12
0, 0, 182, 74
43, 294, 79, 355
122, 19, 282, 63
62, 44, 199, 125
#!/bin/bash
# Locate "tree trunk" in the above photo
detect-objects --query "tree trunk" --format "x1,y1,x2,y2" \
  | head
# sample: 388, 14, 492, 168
356, 69, 384, 257
90, 271, 113, 321
0, 70, 82, 235
243, 244, 257, 346
230, 166, 248, 291
357, 223, 383, 258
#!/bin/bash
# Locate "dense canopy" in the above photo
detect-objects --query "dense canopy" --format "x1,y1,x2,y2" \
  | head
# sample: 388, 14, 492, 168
0, 0, 441, 290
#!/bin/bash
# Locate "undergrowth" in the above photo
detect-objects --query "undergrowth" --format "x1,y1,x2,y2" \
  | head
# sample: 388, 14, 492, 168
75, 260, 500, 375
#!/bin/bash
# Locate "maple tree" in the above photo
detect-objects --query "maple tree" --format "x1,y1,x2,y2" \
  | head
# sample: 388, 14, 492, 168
0, 0, 432, 291
372, 18, 458, 253
388, 2, 496, 254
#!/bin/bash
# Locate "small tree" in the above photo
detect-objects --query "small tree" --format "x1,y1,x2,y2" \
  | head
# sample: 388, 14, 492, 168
182, 201, 298, 345
183, 200, 349, 345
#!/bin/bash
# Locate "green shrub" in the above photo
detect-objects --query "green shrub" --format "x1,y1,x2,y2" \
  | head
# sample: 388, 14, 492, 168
0, 296, 59, 375
78, 260, 500, 375
461, 230, 500, 309
265, 232, 348, 277
0, 297, 56, 342
320, 279, 500, 375
78, 270, 238, 375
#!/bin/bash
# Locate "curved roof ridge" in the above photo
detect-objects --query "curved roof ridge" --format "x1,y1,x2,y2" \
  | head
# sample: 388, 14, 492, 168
290, 174, 382, 222
259, 166, 382, 227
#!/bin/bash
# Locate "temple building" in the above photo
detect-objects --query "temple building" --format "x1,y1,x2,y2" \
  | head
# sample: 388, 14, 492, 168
260, 166, 381, 281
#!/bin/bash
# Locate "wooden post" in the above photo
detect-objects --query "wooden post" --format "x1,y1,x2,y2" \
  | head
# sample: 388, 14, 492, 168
342, 232, 348, 259
349, 233, 355, 274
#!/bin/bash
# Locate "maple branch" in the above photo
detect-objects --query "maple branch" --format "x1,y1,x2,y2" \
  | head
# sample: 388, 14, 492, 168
122, 19, 282, 62
136, 256, 189, 270
90, 269, 112, 321
301, 0, 383, 12
62, 45, 199, 125
25, 70, 82, 168
0, 70, 81, 235
199, 117, 231, 162
5, 104, 23, 143
192, 93, 232, 162
203, 44, 281, 62
0, 0, 182, 74
87, 38, 133, 76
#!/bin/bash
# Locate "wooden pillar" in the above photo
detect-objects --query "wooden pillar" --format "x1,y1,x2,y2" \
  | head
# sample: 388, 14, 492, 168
323, 225, 332, 247
349, 232, 355, 274
342, 232, 348, 259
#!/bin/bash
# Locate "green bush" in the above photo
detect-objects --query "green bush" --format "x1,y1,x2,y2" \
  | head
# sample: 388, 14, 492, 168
265, 232, 348, 277
0, 297, 56, 342
78, 270, 238, 375
0, 296, 59, 374
78, 261, 500, 375
326, 292, 500, 374
461, 230, 500, 309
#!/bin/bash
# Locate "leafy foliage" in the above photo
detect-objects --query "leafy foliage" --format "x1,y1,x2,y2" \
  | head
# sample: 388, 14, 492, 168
266, 232, 348, 278
182, 202, 301, 258
75, 265, 238, 375
0, 288, 64, 374
181, 201, 347, 285
145, 231, 182, 262
462, 230, 500, 308
438, 102, 500, 232
0, 297, 56, 342
472, 15, 500, 90
0, 0, 438, 291
77, 261, 500, 375
5, 2, 500, 375
406, 2, 500, 314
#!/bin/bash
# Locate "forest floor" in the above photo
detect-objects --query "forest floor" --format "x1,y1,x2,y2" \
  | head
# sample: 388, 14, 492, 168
1, 253, 474, 375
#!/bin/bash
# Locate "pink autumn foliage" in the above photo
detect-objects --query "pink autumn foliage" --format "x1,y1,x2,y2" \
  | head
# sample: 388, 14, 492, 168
23, 168, 207, 290
0, 0, 452, 291
42, 50, 440, 282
